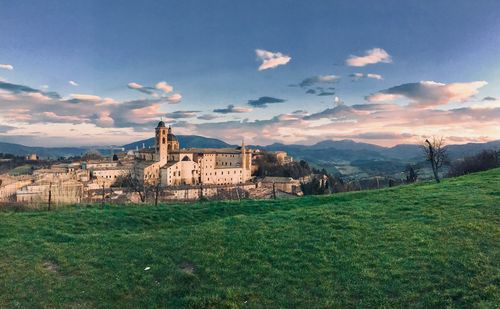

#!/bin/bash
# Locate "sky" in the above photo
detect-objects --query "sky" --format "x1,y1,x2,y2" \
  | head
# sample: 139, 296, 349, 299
0, 0, 499, 147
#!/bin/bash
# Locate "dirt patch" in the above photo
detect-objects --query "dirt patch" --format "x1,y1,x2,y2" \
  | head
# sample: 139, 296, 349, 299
179, 262, 195, 275
43, 261, 60, 274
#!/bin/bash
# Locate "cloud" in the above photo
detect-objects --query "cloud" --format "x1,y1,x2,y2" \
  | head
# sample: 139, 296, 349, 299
128, 81, 181, 103
165, 110, 200, 119
213, 104, 253, 114
197, 114, 221, 120
255, 49, 291, 71
1, 80, 498, 147
483, 96, 496, 101
350, 73, 383, 80
166, 93, 182, 104
127, 82, 143, 89
299, 75, 340, 88
194, 101, 499, 146
0, 80, 175, 131
38, 112, 85, 124
0, 64, 14, 71
127, 82, 155, 95
366, 80, 488, 107
0, 81, 61, 99
155, 81, 173, 93
317, 90, 336, 96
66, 93, 116, 105
0, 125, 16, 133
346, 48, 392, 67
69, 80, 79, 86
345, 132, 416, 140
247, 96, 286, 108
367, 73, 383, 80
471, 98, 500, 109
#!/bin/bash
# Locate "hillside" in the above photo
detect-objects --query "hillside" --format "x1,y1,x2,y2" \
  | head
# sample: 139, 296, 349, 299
1, 169, 499, 307
1, 138, 498, 179
259, 140, 500, 177
122, 135, 233, 150
0, 142, 88, 158
0, 135, 234, 158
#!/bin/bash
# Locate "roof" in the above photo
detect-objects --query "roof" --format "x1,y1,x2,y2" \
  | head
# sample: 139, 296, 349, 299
137, 148, 155, 153
91, 167, 130, 171
262, 176, 298, 183
178, 148, 243, 154
157, 120, 166, 128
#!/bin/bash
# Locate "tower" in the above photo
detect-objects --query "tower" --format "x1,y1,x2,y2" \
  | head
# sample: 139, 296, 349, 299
167, 126, 180, 151
155, 120, 168, 165
241, 140, 246, 181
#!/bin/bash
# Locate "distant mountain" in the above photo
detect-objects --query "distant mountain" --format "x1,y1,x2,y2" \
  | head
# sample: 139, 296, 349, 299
446, 141, 500, 158
0, 142, 88, 158
1, 136, 498, 178
122, 135, 234, 150
0, 135, 234, 158
309, 140, 386, 152
255, 139, 500, 178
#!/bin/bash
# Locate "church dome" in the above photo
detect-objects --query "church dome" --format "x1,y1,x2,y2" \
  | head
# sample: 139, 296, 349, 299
157, 120, 166, 128
167, 126, 178, 142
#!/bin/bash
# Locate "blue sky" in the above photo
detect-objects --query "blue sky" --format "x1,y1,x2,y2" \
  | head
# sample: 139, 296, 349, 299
0, 0, 499, 146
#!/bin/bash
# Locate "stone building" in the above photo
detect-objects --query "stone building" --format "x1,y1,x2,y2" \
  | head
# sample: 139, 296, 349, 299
133, 122, 252, 187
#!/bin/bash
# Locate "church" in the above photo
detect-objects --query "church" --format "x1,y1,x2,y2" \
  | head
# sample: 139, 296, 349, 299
132, 121, 252, 187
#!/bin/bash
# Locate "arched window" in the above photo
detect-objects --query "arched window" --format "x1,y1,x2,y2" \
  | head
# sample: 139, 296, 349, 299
162, 137, 166, 144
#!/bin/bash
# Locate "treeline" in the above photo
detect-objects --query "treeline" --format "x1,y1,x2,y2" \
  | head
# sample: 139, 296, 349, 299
254, 153, 313, 179
447, 150, 499, 177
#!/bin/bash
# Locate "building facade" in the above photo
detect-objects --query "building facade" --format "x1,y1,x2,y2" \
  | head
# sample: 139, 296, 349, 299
133, 122, 252, 187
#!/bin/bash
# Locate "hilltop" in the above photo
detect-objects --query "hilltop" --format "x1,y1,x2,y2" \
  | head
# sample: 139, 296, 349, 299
0, 169, 498, 307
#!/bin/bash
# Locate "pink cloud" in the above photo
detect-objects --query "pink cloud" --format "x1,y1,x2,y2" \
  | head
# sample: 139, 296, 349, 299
346, 48, 392, 67
256, 49, 291, 71
366, 80, 488, 107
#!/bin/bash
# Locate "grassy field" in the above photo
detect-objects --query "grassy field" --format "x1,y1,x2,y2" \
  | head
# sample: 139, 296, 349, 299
7, 164, 32, 176
0, 169, 499, 308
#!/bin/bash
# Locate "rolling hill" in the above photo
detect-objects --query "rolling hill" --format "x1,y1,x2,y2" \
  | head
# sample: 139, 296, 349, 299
0, 142, 89, 158
0, 168, 498, 307
1, 137, 498, 178
122, 135, 234, 150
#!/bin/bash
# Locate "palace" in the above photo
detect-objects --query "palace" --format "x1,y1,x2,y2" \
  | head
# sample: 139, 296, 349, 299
132, 121, 252, 187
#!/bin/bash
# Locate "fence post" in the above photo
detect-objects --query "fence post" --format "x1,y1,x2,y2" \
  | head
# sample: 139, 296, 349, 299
272, 182, 276, 200
155, 183, 159, 206
48, 182, 52, 211
101, 182, 105, 208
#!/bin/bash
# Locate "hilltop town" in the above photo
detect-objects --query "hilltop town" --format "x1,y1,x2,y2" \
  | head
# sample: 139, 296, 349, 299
0, 122, 311, 205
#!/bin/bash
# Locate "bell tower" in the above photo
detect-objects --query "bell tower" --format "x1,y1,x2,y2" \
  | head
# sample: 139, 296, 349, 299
155, 120, 168, 165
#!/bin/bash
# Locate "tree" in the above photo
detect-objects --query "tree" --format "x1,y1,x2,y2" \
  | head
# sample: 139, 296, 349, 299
404, 164, 419, 183
118, 164, 153, 203
447, 150, 499, 177
82, 151, 103, 161
422, 137, 447, 183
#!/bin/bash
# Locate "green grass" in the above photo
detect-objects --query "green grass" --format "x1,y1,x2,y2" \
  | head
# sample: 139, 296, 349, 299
7, 164, 32, 176
1, 169, 499, 308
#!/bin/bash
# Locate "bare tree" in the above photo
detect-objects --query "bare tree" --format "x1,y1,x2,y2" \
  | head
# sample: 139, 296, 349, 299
422, 137, 447, 183
118, 164, 153, 203
404, 164, 419, 183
